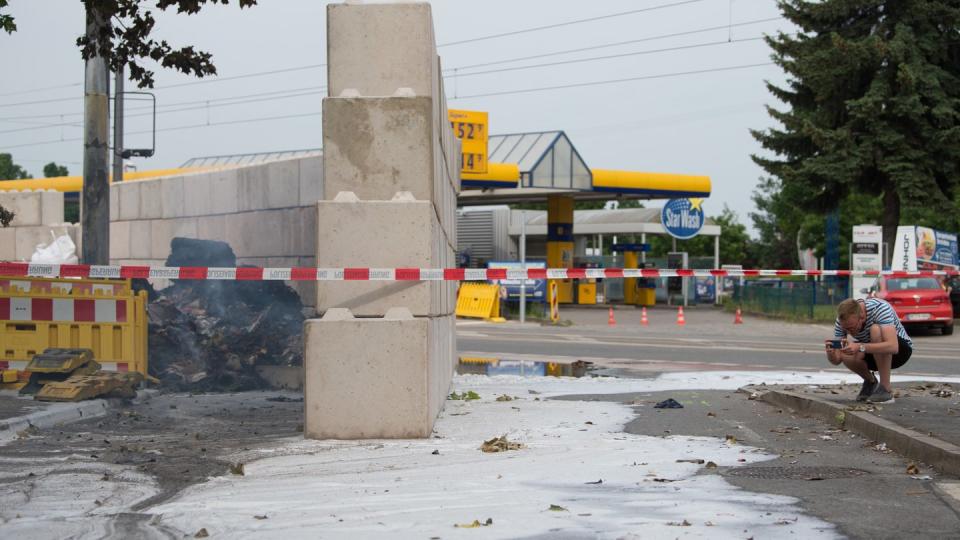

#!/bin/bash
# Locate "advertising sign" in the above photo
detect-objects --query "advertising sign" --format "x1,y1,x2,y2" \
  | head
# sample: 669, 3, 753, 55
487, 261, 546, 302
891, 226, 918, 272
660, 198, 704, 240
891, 226, 958, 271
448, 109, 489, 174
851, 225, 883, 300
916, 226, 959, 269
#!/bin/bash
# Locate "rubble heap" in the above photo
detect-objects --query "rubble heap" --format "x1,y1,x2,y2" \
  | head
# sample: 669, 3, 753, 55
147, 238, 304, 391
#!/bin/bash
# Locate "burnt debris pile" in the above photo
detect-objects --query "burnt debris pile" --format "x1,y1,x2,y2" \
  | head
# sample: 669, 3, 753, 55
147, 238, 304, 391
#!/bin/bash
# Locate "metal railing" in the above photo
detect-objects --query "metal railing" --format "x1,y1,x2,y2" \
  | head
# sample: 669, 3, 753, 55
732, 279, 849, 320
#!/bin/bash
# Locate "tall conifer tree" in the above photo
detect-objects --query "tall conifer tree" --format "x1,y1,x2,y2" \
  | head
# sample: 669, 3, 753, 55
752, 0, 960, 251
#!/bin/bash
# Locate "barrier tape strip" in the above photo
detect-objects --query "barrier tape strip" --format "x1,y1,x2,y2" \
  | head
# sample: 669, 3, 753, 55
1, 262, 957, 281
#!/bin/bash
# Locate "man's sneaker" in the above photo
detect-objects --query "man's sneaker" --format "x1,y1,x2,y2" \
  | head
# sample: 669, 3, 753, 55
867, 386, 895, 404
856, 377, 879, 402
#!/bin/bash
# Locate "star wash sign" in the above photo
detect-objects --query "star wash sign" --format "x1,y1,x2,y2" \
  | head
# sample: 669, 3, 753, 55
660, 198, 705, 240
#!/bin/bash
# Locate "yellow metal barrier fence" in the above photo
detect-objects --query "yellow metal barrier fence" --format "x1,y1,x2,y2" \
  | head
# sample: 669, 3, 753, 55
0, 277, 148, 376
455, 282, 501, 320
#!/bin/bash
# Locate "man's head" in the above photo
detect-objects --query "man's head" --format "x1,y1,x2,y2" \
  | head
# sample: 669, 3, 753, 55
837, 299, 865, 334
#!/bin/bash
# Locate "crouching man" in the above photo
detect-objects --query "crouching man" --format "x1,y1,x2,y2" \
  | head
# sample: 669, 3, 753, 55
825, 298, 913, 403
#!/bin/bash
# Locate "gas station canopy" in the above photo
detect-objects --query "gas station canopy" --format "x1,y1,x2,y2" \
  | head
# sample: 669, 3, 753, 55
458, 130, 710, 206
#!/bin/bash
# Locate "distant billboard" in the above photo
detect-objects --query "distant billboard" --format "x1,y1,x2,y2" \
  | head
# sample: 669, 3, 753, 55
893, 226, 958, 271
487, 260, 546, 302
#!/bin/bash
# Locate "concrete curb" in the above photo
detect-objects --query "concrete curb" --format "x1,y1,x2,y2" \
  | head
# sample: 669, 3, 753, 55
745, 387, 960, 478
0, 398, 109, 445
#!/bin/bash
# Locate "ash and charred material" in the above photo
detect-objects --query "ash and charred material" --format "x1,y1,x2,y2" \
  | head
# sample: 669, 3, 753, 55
148, 238, 305, 391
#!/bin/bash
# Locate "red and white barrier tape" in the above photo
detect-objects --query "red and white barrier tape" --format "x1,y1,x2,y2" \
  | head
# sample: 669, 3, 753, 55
1, 262, 957, 281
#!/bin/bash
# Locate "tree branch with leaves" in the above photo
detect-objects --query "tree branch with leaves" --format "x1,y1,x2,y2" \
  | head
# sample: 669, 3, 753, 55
0, 1, 257, 88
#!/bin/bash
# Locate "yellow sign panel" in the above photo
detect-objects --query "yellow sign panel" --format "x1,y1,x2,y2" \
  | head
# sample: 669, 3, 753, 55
448, 109, 488, 174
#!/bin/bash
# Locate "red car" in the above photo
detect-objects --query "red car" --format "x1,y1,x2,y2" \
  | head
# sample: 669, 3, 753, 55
868, 276, 954, 335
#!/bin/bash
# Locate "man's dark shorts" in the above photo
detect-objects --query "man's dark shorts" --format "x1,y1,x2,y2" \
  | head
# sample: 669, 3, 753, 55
864, 336, 913, 371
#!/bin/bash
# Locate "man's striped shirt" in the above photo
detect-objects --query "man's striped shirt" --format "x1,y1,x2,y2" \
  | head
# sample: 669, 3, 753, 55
833, 298, 912, 346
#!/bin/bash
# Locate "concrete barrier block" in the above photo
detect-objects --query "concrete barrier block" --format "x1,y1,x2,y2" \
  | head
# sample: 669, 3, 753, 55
224, 211, 284, 258
299, 155, 323, 206
118, 181, 141, 221
298, 206, 317, 258
197, 214, 227, 241
39, 191, 64, 225
209, 170, 240, 215
238, 166, 270, 212
138, 179, 163, 219
170, 217, 199, 243
149, 219, 173, 260
13, 226, 53, 261
315, 195, 445, 316
109, 220, 131, 260
0, 227, 15, 260
161, 177, 186, 218
266, 159, 301, 209
129, 220, 153, 259
0, 191, 41, 226
323, 97, 437, 202
327, 2, 437, 98
109, 185, 119, 221
304, 308, 451, 439
183, 174, 214, 217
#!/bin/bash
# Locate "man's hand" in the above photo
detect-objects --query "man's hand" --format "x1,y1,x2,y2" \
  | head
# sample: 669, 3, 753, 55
824, 340, 844, 365
841, 341, 859, 356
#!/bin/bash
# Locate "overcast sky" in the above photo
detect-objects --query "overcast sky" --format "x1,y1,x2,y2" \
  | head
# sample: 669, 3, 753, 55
0, 0, 791, 234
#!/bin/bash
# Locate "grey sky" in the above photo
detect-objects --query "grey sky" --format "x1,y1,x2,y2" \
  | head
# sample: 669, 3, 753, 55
0, 0, 791, 234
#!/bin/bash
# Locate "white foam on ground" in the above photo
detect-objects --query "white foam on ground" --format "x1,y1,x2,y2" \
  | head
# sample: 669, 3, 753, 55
148, 370, 918, 539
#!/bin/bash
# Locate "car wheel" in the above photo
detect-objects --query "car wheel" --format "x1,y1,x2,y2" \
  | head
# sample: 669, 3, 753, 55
944, 324, 955, 336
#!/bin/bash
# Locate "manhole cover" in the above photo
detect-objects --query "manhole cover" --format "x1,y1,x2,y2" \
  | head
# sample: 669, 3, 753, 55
723, 466, 868, 480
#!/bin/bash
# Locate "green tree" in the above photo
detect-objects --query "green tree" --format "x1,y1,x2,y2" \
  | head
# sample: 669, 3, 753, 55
0, 153, 32, 180
43, 162, 69, 178
0, 0, 14, 34
0, 0, 257, 88
752, 0, 960, 252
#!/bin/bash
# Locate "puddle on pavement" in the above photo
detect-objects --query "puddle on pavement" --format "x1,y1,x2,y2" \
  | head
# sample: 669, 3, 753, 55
457, 357, 591, 377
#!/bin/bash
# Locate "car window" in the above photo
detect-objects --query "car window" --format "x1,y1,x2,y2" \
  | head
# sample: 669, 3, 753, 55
886, 277, 941, 290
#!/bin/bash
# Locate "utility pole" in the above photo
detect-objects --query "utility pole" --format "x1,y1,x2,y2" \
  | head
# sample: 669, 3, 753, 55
82, 6, 110, 265
112, 65, 124, 190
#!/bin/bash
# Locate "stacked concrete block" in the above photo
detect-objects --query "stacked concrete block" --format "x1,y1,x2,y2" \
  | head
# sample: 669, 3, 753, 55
0, 189, 79, 261
306, 1, 458, 440
0, 189, 64, 227
305, 307, 453, 438
108, 154, 324, 311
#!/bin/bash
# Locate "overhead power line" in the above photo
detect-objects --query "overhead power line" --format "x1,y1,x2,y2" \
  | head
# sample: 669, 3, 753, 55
437, 0, 708, 47
450, 62, 775, 100
4, 62, 774, 151
450, 37, 764, 80
449, 16, 781, 71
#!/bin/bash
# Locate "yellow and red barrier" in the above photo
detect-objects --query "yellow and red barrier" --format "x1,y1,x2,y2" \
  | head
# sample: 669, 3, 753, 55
0, 276, 148, 376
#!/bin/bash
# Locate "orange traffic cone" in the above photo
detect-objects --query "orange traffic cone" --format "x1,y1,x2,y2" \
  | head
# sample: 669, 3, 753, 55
734, 307, 743, 324
608, 307, 616, 326
676, 306, 686, 326
640, 307, 649, 326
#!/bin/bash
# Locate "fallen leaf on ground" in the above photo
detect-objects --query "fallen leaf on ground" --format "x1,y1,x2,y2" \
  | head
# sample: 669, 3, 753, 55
584, 479, 603, 484
481, 435, 525, 453
454, 518, 493, 528
676, 459, 705, 464
495, 395, 514, 402
667, 520, 692, 526
229, 463, 245, 475
906, 463, 920, 475
548, 504, 568, 512
254, 515, 268, 520
725, 435, 737, 444
705, 461, 718, 469
195, 529, 209, 538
